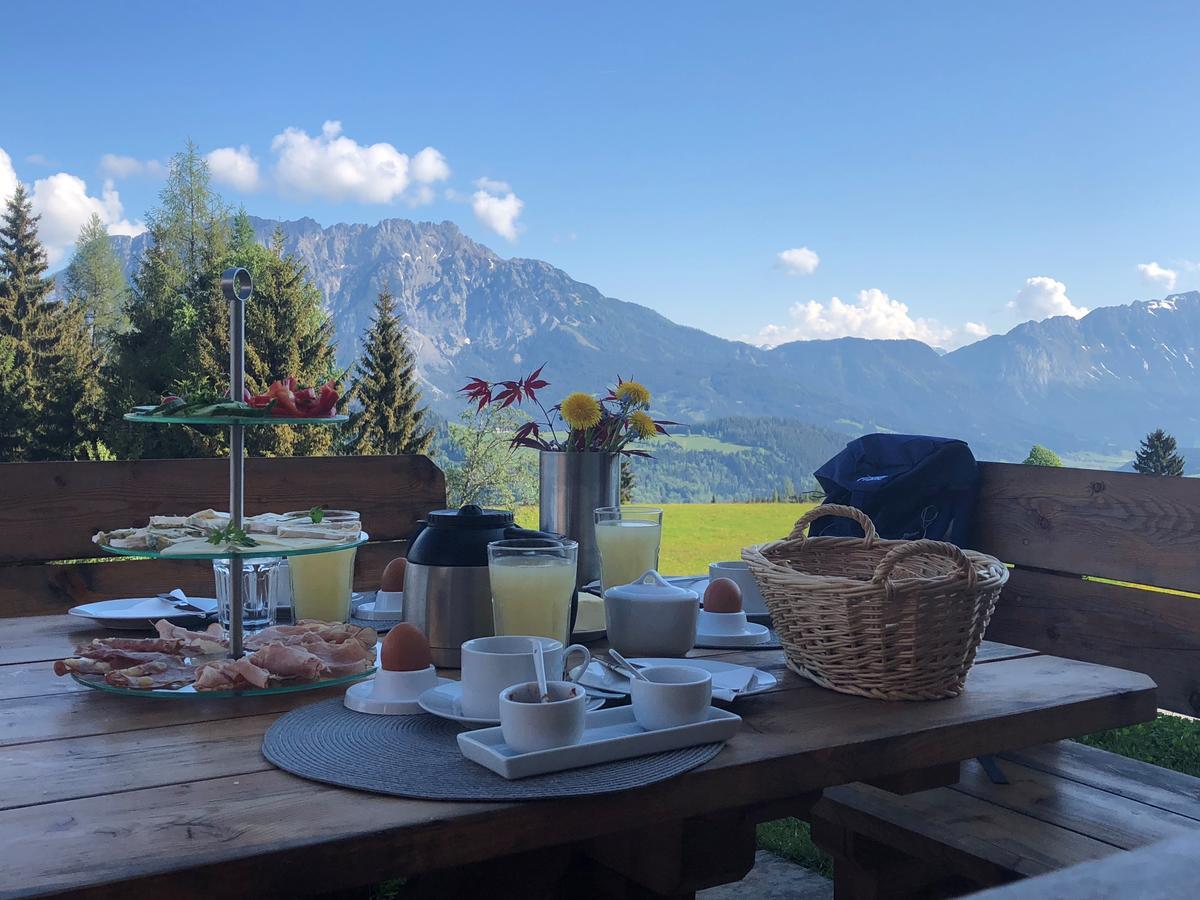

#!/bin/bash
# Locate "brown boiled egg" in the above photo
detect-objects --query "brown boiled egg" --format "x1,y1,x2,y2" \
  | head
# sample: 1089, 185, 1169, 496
380, 557, 408, 592
380, 623, 433, 672
704, 577, 743, 613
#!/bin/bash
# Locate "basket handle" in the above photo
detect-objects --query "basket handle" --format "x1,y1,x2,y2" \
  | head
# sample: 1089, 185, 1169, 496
870, 539, 977, 590
787, 504, 879, 545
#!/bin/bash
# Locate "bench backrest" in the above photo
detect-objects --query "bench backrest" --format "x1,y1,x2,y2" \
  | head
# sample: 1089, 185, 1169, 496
0, 455, 446, 618
972, 461, 1200, 716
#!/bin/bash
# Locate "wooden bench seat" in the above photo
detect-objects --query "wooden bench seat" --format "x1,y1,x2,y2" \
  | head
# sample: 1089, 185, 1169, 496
813, 742, 1200, 897
809, 462, 1200, 898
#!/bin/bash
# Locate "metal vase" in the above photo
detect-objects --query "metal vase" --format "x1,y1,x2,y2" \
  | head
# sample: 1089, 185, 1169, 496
539, 451, 619, 589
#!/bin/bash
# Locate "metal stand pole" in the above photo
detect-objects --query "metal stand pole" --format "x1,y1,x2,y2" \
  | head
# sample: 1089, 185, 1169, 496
222, 268, 252, 659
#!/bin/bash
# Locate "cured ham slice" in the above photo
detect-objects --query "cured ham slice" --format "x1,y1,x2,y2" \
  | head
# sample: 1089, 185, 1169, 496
105, 657, 195, 690
248, 643, 325, 681
53, 657, 114, 676
154, 620, 227, 655
194, 657, 271, 691
81, 636, 184, 655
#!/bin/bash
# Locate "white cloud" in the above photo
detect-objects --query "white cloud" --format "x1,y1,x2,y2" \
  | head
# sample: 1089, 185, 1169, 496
272, 120, 419, 203
0, 147, 16, 207
1137, 261, 1177, 291
24, 153, 51, 166
1008, 276, 1088, 320
474, 176, 511, 194
777, 246, 820, 275
408, 184, 436, 207
411, 147, 451, 184
206, 145, 262, 192
99, 154, 166, 179
29, 174, 145, 266
472, 181, 524, 241
751, 288, 985, 350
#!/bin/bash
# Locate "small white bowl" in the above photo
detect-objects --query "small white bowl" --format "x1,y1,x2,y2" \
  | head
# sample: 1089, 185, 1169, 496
499, 680, 587, 753
630, 665, 712, 731
697, 609, 748, 636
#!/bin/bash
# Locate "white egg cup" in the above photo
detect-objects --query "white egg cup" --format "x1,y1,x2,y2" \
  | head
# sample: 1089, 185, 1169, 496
697, 608, 749, 636
499, 681, 587, 753
344, 664, 444, 715
630, 665, 712, 731
354, 589, 404, 621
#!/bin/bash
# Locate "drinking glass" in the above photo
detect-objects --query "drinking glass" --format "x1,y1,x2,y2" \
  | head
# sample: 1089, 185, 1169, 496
212, 557, 283, 632
288, 547, 358, 623
487, 539, 579, 646
594, 506, 664, 595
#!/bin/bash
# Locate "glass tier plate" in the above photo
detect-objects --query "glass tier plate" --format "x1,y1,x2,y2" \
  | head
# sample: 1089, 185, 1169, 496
124, 410, 348, 426
98, 531, 369, 561
71, 665, 374, 699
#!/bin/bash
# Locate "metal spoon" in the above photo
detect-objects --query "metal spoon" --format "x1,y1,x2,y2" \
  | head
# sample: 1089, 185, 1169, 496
607, 649, 649, 682
531, 638, 551, 703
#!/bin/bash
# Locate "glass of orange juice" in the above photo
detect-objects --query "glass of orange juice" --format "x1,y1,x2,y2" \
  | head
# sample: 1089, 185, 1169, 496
594, 506, 663, 594
488, 538, 579, 646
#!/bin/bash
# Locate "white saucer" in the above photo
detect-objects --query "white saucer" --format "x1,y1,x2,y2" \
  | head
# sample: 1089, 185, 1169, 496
578, 657, 778, 699
68, 596, 219, 631
344, 676, 454, 715
417, 681, 606, 726
694, 622, 772, 649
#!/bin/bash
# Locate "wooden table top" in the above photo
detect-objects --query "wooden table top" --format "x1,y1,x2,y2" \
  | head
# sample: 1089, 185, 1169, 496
0, 615, 1157, 899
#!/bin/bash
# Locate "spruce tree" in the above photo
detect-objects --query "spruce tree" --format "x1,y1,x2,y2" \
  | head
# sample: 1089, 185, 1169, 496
107, 141, 230, 459
345, 291, 432, 456
0, 184, 52, 459
227, 213, 339, 457
63, 213, 129, 349
33, 299, 105, 459
1133, 429, 1186, 476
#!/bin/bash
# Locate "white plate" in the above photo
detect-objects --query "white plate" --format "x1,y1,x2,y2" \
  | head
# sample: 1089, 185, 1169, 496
417, 681, 606, 727
694, 622, 772, 649
458, 704, 741, 779
578, 657, 778, 699
68, 596, 219, 630
344, 676, 455, 715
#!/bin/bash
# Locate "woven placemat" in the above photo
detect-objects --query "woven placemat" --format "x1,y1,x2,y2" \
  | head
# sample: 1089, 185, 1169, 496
263, 698, 723, 800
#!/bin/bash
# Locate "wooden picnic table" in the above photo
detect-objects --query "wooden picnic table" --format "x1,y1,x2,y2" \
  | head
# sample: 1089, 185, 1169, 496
0, 615, 1157, 899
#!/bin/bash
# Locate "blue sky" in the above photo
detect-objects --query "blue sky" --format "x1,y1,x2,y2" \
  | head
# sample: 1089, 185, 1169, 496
3, 0, 1199, 349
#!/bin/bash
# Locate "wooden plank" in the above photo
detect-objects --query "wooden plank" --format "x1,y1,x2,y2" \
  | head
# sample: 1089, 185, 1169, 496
950, 757, 1200, 851
988, 567, 1200, 716
0, 661, 86, 702
972, 461, 1200, 593
1003, 742, 1200, 823
814, 782, 1118, 885
969, 832, 1200, 900
0, 455, 445, 564
0, 539, 408, 618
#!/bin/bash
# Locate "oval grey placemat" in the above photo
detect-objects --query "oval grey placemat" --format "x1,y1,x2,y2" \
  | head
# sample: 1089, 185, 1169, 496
263, 698, 723, 800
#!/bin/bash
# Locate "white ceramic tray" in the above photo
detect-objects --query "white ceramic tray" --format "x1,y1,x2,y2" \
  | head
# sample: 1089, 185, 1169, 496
457, 704, 740, 779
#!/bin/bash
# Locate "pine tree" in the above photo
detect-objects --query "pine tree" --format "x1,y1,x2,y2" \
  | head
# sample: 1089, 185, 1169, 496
1133, 429, 1186, 476
345, 291, 432, 456
33, 299, 105, 459
63, 213, 128, 349
620, 458, 635, 503
0, 184, 52, 459
1022, 444, 1063, 467
107, 141, 230, 459
227, 213, 339, 457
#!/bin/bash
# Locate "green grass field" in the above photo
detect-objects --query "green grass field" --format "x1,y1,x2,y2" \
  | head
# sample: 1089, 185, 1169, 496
516, 502, 817, 574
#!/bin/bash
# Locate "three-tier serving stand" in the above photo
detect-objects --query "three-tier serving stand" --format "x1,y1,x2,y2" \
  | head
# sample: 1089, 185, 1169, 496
82, 268, 372, 697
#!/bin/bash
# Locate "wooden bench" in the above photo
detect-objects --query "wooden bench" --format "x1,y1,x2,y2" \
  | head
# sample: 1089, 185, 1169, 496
811, 461, 1200, 897
0, 455, 446, 617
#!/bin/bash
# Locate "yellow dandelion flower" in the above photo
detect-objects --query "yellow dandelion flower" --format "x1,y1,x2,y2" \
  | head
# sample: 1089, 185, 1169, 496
561, 392, 602, 430
615, 380, 651, 407
630, 410, 656, 439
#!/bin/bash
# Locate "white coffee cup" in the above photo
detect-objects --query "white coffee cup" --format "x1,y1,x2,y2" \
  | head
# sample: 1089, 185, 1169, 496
630, 665, 712, 731
460, 635, 591, 720
499, 680, 587, 752
708, 561, 768, 616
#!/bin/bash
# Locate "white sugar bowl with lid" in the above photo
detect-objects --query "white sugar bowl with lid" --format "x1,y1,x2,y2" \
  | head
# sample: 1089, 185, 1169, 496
604, 570, 700, 657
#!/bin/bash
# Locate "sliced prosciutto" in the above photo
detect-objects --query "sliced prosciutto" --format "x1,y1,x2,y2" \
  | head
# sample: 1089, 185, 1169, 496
105, 657, 195, 690
194, 657, 271, 691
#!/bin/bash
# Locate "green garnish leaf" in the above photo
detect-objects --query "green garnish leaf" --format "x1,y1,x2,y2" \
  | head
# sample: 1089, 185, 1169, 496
309, 506, 325, 524
207, 525, 259, 548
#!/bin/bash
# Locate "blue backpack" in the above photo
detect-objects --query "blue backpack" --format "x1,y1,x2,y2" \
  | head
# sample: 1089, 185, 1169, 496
810, 434, 980, 546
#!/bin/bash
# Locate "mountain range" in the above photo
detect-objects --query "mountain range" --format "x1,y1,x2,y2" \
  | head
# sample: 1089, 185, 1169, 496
110, 218, 1200, 462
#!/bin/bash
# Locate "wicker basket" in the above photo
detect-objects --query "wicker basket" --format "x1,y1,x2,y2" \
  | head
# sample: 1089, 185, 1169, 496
742, 505, 1008, 701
